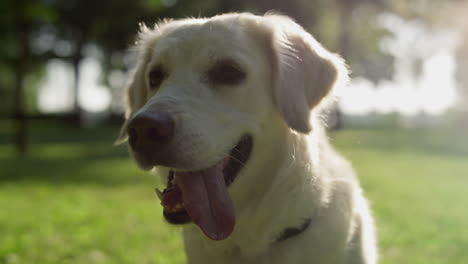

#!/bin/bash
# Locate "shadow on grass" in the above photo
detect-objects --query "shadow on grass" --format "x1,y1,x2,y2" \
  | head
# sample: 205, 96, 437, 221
0, 119, 122, 145
0, 153, 152, 186
331, 128, 468, 157
0, 151, 151, 186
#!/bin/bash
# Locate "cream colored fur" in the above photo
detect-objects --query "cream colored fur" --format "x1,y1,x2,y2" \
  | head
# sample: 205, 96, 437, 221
119, 13, 377, 264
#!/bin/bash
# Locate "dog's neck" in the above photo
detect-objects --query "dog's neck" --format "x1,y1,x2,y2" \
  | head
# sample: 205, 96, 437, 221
234, 125, 325, 254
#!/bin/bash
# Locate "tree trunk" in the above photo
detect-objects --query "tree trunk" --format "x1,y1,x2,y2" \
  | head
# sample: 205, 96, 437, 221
13, 23, 30, 158
71, 43, 83, 126
330, 0, 357, 130
13, 65, 28, 158
455, 34, 468, 111
336, 0, 355, 60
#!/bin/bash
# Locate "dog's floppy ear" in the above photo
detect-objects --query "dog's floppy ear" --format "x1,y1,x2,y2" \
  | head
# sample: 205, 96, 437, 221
266, 15, 348, 133
115, 24, 159, 145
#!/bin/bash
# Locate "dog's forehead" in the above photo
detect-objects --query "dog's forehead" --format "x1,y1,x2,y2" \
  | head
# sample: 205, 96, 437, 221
151, 19, 262, 65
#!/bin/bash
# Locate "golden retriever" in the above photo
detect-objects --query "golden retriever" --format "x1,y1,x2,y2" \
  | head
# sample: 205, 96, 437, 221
117, 12, 377, 264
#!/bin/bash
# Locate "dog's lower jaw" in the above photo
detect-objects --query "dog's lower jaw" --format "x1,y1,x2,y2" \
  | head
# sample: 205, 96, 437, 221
157, 135, 253, 240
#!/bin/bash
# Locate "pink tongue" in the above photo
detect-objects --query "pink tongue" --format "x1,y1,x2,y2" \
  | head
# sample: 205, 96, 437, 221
175, 161, 235, 240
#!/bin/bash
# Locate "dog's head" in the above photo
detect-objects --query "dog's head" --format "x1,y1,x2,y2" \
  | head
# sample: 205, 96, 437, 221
116, 13, 347, 241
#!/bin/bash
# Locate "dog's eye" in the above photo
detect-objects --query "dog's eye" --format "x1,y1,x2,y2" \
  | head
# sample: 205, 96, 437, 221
148, 68, 166, 89
208, 61, 246, 86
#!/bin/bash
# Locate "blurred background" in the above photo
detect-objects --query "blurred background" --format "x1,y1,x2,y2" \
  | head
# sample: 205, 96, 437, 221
1, 0, 467, 263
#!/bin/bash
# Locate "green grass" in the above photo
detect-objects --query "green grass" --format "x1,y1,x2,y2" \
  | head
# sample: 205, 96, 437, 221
0, 122, 185, 264
331, 128, 468, 264
1, 122, 467, 263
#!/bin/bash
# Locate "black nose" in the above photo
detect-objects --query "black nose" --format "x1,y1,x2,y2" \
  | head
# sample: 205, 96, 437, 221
127, 112, 175, 152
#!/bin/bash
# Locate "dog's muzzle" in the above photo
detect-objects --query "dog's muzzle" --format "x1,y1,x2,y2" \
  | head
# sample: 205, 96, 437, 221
126, 110, 254, 241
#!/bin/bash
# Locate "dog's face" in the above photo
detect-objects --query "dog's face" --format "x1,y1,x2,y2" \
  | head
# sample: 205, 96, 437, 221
117, 13, 347, 241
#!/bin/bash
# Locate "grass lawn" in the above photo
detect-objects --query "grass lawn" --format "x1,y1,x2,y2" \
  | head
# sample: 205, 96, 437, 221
331, 128, 468, 264
1, 121, 467, 263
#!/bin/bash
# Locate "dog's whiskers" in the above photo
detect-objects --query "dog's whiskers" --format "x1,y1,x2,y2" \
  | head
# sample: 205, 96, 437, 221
230, 148, 249, 159
227, 155, 246, 166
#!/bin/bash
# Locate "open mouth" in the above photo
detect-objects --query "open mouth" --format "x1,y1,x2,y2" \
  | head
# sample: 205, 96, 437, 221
155, 134, 253, 240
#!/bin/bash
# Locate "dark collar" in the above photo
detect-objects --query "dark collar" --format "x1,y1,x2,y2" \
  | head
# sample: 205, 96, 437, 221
275, 218, 312, 242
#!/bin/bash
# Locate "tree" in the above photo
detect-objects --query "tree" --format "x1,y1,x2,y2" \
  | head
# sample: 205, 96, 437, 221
0, 0, 56, 157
